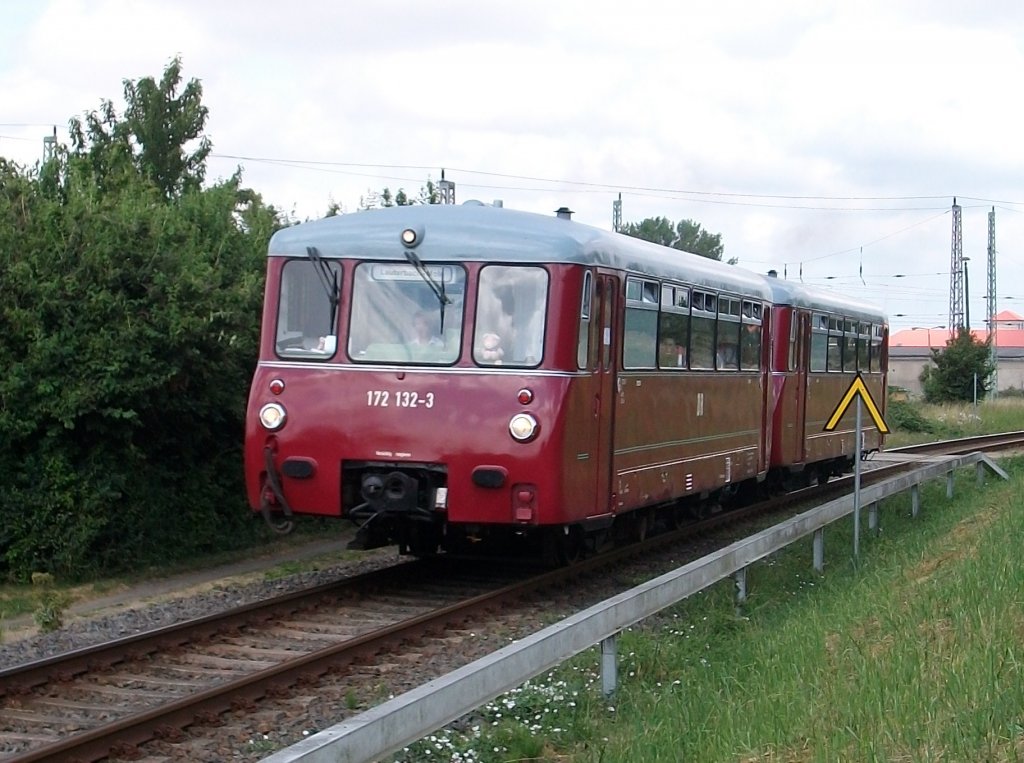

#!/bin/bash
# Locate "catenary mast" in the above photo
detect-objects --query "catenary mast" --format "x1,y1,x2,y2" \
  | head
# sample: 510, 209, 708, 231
949, 198, 964, 332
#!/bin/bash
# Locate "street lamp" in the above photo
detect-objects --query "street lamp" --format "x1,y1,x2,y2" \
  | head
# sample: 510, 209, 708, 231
912, 325, 947, 347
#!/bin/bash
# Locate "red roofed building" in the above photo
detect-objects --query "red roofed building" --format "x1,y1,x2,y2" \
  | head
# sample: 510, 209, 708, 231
888, 310, 1024, 396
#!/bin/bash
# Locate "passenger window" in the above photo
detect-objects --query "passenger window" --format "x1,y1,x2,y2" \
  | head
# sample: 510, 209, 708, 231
842, 322, 857, 372
577, 271, 593, 369
475, 265, 548, 367
690, 291, 715, 369
659, 285, 689, 369
717, 298, 740, 371
740, 300, 761, 371
624, 277, 659, 368
276, 258, 342, 360
810, 312, 828, 372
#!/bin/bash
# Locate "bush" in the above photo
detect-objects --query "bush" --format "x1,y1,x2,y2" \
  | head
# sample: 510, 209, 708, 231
0, 159, 279, 580
886, 399, 937, 434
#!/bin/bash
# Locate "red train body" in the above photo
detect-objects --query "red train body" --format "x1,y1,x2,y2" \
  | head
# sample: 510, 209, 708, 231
244, 203, 887, 557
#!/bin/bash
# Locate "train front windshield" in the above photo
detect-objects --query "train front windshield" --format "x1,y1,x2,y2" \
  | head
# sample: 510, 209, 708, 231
348, 262, 466, 364
274, 259, 549, 367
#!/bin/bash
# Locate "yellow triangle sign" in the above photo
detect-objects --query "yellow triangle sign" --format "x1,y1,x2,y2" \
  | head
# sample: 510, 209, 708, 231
824, 373, 889, 434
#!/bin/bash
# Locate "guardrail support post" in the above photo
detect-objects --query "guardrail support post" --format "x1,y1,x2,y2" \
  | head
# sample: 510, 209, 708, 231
911, 483, 920, 518
813, 528, 824, 573
977, 461, 985, 487
601, 633, 618, 697
946, 470, 954, 499
868, 502, 879, 534
734, 567, 747, 616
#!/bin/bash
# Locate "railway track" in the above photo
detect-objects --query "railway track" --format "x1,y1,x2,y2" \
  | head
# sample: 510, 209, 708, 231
1, 433, 1018, 762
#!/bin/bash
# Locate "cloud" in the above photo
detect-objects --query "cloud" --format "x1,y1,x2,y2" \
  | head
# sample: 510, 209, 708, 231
2, 0, 1023, 329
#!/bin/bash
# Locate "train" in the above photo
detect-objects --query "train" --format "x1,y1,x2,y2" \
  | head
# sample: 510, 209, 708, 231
244, 202, 887, 562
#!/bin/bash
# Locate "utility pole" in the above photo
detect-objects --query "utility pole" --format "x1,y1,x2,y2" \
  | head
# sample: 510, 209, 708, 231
612, 193, 622, 232
949, 197, 965, 331
987, 206, 998, 396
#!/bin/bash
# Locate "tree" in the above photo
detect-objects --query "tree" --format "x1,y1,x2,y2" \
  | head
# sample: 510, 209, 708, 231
0, 61, 284, 580
920, 328, 994, 403
67, 56, 211, 199
364, 177, 442, 209
620, 216, 725, 261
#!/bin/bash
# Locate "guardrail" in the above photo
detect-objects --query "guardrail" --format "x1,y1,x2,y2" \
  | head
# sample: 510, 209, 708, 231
262, 452, 1008, 763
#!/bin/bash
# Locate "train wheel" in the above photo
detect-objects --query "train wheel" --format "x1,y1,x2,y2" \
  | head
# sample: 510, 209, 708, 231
634, 510, 651, 542
543, 526, 584, 566
402, 524, 441, 557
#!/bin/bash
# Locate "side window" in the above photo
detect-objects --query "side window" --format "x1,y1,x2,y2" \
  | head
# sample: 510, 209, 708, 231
474, 265, 548, 367
623, 277, 658, 368
826, 317, 842, 372
577, 271, 593, 369
690, 291, 716, 370
740, 300, 762, 371
277, 259, 342, 359
717, 297, 741, 370
659, 285, 690, 369
788, 313, 798, 371
869, 324, 884, 373
856, 322, 869, 371
810, 313, 828, 372
842, 319, 857, 372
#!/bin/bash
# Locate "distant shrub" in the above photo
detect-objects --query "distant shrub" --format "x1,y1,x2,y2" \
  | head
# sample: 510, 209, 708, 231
887, 400, 937, 433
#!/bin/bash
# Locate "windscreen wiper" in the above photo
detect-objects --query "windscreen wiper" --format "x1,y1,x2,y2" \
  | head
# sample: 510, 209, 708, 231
404, 250, 451, 333
307, 246, 339, 333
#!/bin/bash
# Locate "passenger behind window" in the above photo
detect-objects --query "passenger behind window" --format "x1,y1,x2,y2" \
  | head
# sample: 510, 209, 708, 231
659, 337, 686, 367
717, 341, 738, 369
409, 311, 443, 347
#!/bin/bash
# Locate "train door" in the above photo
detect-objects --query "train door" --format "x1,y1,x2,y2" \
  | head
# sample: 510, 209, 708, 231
590, 272, 618, 516
793, 310, 809, 463
758, 304, 772, 474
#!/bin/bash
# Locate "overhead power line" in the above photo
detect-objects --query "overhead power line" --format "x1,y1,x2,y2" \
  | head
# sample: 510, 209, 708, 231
211, 152, 1024, 208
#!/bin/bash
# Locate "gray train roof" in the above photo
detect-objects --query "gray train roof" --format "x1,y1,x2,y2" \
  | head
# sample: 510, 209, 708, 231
270, 202, 773, 300
763, 276, 888, 323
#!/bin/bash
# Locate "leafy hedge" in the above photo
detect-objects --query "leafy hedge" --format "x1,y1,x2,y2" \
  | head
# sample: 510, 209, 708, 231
0, 159, 276, 580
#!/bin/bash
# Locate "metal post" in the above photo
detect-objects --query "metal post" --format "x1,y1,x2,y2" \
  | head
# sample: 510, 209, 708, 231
911, 483, 920, 518
601, 634, 618, 697
813, 528, 824, 573
853, 399, 862, 560
977, 461, 985, 486
947, 470, 954, 499
868, 502, 878, 533
734, 567, 747, 617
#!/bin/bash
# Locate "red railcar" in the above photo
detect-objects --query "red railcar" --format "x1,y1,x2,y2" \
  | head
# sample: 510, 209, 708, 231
244, 203, 886, 559
764, 279, 888, 489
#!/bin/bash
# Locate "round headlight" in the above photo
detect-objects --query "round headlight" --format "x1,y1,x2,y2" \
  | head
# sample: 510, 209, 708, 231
509, 413, 539, 442
259, 402, 287, 431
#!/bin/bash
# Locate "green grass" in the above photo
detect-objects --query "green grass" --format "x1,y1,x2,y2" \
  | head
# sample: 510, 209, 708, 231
393, 458, 1024, 763
885, 397, 1024, 448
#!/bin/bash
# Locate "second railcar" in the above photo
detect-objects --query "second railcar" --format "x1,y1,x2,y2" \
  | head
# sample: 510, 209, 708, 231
765, 277, 887, 489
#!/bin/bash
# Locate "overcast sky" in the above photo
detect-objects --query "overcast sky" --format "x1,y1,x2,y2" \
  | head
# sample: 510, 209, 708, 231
3, 0, 1023, 331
